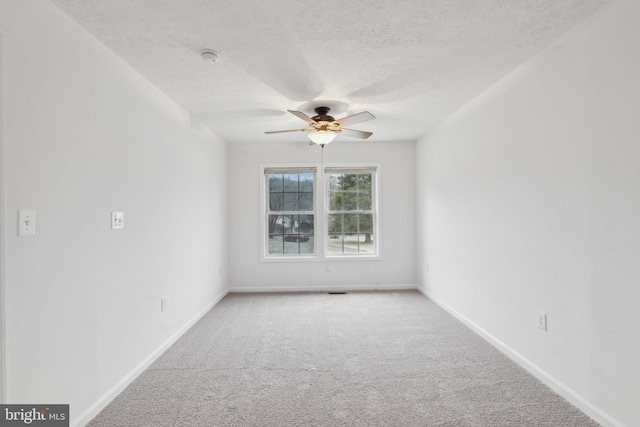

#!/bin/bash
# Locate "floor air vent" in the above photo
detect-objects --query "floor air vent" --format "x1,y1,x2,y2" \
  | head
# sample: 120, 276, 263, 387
328, 292, 347, 295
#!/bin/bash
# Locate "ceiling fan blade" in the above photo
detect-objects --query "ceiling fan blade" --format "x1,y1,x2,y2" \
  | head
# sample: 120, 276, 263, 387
264, 129, 308, 134
336, 111, 375, 126
288, 110, 318, 125
340, 128, 373, 139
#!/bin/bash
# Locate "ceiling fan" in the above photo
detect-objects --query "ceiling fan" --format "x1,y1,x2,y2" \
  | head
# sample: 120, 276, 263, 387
265, 106, 375, 146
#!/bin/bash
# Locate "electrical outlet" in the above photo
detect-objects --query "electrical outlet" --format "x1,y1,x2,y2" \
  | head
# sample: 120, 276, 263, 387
161, 297, 167, 312
325, 264, 330, 273
537, 311, 547, 331
111, 211, 124, 229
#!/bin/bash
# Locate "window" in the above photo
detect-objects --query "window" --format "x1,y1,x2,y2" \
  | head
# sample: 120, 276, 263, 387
264, 167, 316, 256
262, 164, 378, 260
326, 167, 377, 256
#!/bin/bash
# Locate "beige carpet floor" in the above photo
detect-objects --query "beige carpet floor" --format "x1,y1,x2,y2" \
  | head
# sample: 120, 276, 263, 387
88, 290, 599, 426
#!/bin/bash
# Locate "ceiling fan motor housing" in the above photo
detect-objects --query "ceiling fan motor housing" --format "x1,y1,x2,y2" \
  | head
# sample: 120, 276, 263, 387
312, 106, 335, 123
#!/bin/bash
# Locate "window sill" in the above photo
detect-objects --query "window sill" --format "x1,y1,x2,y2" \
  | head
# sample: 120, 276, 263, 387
261, 255, 381, 263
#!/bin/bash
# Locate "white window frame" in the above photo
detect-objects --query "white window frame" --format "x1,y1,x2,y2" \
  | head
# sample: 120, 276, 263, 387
260, 163, 381, 262
261, 165, 318, 260
324, 166, 379, 259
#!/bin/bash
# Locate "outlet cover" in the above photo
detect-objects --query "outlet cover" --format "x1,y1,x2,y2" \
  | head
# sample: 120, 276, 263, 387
537, 311, 547, 331
111, 211, 124, 229
18, 210, 36, 236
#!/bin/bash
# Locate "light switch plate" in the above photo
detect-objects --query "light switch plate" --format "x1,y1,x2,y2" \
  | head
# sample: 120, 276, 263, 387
18, 210, 36, 236
111, 211, 124, 229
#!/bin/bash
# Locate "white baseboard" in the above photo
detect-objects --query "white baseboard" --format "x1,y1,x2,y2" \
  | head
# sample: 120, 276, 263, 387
416, 286, 623, 427
230, 284, 417, 293
72, 288, 229, 427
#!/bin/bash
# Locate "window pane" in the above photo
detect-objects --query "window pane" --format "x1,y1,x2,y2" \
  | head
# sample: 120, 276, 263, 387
328, 173, 373, 212
328, 214, 342, 233
268, 214, 314, 255
326, 233, 375, 255
358, 214, 373, 233
269, 175, 283, 192
268, 234, 283, 255
299, 174, 314, 192
269, 193, 284, 211
283, 175, 298, 191
357, 233, 375, 254
329, 191, 342, 211
343, 233, 360, 254
327, 175, 339, 192
327, 234, 343, 254
283, 193, 298, 211
340, 174, 357, 190
357, 191, 372, 210
280, 215, 292, 234
342, 192, 357, 211
299, 193, 313, 211
268, 173, 314, 213
343, 214, 358, 233
268, 215, 284, 234
298, 214, 314, 235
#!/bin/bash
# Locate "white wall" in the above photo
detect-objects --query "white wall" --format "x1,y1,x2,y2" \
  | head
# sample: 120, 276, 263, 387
0, 1, 228, 425
416, 1, 640, 426
228, 140, 416, 291
0, 32, 6, 403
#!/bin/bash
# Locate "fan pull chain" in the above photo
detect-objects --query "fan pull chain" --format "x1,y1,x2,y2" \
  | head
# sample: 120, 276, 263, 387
320, 145, 324, 176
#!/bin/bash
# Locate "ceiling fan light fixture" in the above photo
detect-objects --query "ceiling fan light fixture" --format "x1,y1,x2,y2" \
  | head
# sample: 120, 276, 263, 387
308, 130, 337, 146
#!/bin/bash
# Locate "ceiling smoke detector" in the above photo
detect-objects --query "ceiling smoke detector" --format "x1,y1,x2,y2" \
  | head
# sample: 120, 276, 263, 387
200, 49, 220, 63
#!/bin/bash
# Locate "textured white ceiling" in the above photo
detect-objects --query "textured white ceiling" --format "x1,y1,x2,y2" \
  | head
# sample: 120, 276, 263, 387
50, 0, 611, 143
